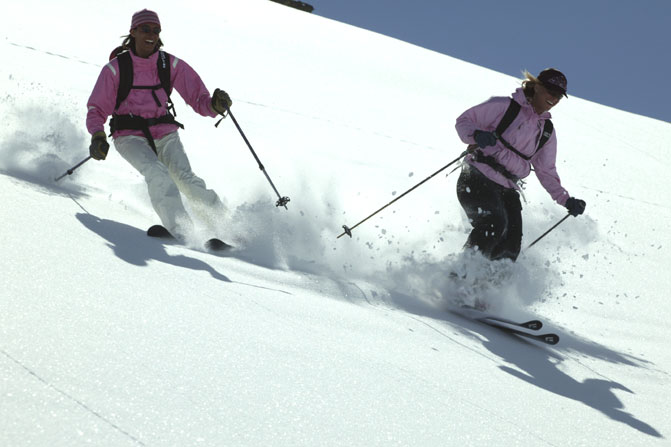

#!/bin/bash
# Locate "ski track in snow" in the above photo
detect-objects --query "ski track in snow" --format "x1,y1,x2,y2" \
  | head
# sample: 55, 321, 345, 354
1, 349, 146, 446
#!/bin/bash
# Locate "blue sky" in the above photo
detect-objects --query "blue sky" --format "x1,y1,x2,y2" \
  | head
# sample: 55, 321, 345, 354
309, 0, 670, 123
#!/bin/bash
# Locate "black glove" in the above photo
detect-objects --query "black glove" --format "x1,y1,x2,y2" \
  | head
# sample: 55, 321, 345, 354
211, 88, 232, 115
473, 130, 497, 148
89, 131, 110, 160
565, 197, 586, 216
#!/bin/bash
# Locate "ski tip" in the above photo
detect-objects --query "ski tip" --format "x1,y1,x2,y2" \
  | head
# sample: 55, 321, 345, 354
542, 334, 560, 345
147, 225, 175, 239
523, 320, 543, 331
205, 238, 234, 252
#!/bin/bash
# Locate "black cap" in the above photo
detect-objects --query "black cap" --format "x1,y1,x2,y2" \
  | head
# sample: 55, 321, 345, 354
538, 68, 567, 97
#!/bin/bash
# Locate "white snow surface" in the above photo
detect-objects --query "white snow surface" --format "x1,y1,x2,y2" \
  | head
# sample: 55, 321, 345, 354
1, 1, 670, 446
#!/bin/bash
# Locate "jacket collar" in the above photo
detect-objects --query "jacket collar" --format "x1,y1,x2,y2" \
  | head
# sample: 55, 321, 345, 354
512, 87, 552, 119
129, 49, 160, 66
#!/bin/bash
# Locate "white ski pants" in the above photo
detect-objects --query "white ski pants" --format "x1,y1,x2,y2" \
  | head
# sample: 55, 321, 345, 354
114, 132, 223, 238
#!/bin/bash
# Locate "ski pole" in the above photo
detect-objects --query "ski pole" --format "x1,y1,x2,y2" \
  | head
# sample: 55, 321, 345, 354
216, 105, 290, 210
54, 156, 92, 182
526, 214, 571, 250
338, 145, 476, 239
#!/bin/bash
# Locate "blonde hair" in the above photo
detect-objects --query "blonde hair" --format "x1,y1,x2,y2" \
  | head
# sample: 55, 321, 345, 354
521, 70, 540, 98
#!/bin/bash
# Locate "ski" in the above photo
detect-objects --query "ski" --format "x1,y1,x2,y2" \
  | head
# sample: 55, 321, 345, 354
478, 318, 560, 345
485, 316, 542, 331
205, 238, 233, 252
455, 305, 542, 330
147, 224, 175, 239
147, 225, 233, 252
451, 304, 559, 345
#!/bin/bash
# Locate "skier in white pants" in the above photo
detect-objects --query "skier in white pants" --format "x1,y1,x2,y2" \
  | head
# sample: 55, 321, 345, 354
113, 133, 222, 239
86, 9, 232, 241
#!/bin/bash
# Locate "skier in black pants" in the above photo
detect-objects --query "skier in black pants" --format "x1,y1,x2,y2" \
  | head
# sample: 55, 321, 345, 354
457, 165, 524, 261
455, 68, 586, 261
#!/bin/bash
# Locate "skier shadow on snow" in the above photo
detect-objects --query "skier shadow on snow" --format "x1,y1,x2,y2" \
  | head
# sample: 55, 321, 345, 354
385, 291, 663, 439
482, 331, 663, 439
76, 213, 232, 283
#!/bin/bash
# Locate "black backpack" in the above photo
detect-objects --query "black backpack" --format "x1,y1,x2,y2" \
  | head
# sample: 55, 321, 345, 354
494, 98, 553, 160
109, 50, 182, 153
114, 50, 175, 115
471, 98, 554, 182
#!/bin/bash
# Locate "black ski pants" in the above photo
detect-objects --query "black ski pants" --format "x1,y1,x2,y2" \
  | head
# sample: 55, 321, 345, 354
456, 164, 522, 261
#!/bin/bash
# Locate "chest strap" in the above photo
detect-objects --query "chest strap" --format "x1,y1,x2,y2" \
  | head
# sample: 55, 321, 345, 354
110, 113, 184, 153
471, 151, 519, 183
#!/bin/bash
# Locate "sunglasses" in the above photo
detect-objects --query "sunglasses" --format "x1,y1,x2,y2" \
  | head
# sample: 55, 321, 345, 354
540, 83, 564, 99
138, 25, 161, 35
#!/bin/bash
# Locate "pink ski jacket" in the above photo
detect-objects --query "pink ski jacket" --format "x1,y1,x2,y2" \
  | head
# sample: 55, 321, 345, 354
455, 88, 569, 206
86, 50, 217, 140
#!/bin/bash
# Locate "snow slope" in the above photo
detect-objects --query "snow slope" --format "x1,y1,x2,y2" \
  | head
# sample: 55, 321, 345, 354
1, 0, 670, 445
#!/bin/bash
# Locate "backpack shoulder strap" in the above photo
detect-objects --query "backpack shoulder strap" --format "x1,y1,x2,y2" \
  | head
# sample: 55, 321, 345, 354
157, 50, 177, 115
493, 97, 555, 158
157, 51, 172, 96
114, 51, 133, 111
114, 50, 177, 115
538, 119, 554, 150
494, 98, 521, 138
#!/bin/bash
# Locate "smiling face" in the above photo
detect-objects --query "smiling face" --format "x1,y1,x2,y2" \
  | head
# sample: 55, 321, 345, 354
130, 22, 161, 58
530, 83, 562, 115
